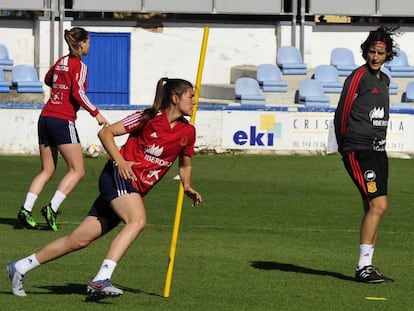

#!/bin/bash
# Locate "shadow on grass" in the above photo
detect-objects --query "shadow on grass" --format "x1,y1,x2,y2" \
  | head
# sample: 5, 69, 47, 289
250, 261, 355, 282
0, 217, 20, 227
0, 217, 56, 231
33, 283, 163, 303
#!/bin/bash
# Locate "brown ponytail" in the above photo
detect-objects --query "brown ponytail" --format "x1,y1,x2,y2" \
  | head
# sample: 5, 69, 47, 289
140, 78, 193, 122
64, 27, 89, 57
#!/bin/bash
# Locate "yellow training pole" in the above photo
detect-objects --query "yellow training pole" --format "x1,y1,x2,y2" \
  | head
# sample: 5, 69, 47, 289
163, 27, 210, 298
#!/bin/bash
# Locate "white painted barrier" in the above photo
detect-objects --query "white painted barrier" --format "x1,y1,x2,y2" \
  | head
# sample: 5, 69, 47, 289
2, 105, 414, 158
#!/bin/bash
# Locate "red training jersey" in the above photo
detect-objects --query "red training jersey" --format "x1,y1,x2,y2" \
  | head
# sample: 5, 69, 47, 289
120, 110, 196, 196
41, 55, 100, 121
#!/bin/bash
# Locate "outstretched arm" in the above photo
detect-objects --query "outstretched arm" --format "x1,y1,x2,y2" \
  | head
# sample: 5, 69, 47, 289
179, 155, 202, 206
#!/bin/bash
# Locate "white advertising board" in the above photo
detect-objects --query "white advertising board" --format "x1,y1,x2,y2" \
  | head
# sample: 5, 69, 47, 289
221, 110, 414, 154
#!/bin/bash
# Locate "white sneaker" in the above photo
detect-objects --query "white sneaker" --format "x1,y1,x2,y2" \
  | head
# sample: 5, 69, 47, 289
6, 262, 27, 297
87, 279, 123, 297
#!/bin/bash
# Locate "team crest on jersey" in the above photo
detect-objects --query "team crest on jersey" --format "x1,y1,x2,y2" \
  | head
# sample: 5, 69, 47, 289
367, 181, 377, 193
179, 135, 189, 146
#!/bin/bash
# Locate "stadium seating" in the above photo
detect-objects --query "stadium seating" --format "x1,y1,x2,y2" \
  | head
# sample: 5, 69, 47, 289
0, 43, 14, 71
234, 77, 266, 105
380, 67, 398, 95
312, 64, 343, 93
384, 50, 414, 77
12, 64, 43, 93
276, 46, 307, 75
256, 64, 288, 92
0, 69, 10, 92
330, 47, 358, 76
295, 79, 330, 108
401, 81, 414, 102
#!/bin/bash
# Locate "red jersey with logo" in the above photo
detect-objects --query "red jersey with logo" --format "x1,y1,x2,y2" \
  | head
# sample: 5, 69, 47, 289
41, 55, 100, 121
120, 110, 196, 196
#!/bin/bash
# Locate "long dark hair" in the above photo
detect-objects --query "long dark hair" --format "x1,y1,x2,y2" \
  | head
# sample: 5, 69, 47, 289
140, 78, 193, 122
360, 26, 400, 62
64, 27, 89, 57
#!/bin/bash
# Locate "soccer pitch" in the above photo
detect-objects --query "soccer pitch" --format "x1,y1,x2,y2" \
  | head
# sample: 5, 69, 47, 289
0, 154, 413, 310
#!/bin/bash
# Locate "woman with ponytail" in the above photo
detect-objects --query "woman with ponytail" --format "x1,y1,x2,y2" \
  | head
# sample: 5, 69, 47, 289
7, 77, 202, 298
17, 27, 109, 232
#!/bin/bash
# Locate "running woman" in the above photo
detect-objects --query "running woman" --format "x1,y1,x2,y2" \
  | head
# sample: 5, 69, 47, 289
17, 27, 109, 231
7, 77, 202, 297
334, 26, 399, 283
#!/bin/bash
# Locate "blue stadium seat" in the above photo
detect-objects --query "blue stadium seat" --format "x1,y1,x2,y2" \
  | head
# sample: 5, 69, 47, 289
384, 50, 414, 77
295, 79, 330, 108
235, 77, 266, 106
0, 68, 10, 93
330, 47, 358, 76
276, 46, 307, 75
312, 64, 343, 93
12, 64, 43, 93
256, 64, 288, 92
393, 80, 414, 109
401, 81, 414, 102
380, 67, 398, 95
0, 43, 14, 71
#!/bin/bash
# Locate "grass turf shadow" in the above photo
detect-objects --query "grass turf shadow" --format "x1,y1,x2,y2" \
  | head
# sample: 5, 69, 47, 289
250, 260, 355, 282
0, 217, 55, 231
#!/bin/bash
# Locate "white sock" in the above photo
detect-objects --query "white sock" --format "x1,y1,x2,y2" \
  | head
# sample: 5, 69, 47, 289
23, 192, 38, 212
93, 259, 117, 281
50, 191, 66, 213
358, 244, 374, 269
15, 254, 40, 275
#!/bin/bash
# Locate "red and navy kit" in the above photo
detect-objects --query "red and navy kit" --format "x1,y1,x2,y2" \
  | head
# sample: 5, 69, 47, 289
334, 64, 390, 153
41, 55, 100, 121
89, 109, 196, 229
119, 110, 196, 196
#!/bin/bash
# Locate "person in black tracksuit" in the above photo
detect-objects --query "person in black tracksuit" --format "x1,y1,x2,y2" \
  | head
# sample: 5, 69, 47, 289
334, 26, 399, 283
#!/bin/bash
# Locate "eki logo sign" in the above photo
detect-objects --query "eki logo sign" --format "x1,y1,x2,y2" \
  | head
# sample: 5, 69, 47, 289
232, 114, 281, 146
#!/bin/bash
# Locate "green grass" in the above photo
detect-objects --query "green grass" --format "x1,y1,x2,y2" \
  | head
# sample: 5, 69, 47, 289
0, 154, 413, 310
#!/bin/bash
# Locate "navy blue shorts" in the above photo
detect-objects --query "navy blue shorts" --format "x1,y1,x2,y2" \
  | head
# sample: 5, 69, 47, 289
342, 150, 388, 201
38, 116, 80, 146
87, 161, 140, 232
